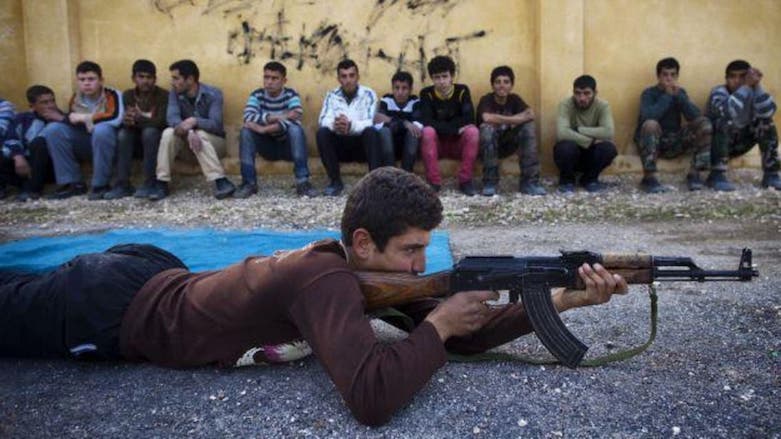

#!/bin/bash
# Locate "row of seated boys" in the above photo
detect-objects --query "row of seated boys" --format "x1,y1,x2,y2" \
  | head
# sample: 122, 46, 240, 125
1, 56, 778, 201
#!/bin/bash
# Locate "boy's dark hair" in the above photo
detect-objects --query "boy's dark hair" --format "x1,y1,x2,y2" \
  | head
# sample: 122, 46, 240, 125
76, 61, 102, 78
391, 71, 413, 88
264, 61, 287, 77
427, 55, 456, 77
26, 85, 55, 104
169, 59, 200, 82
656, 57, 679, 75
341, 167, 443, 252
725, 59, 751, 76
337, 59, 359, 74
490, 65, 515, 85
132, 59, 157, 77
573, 75, 597, 91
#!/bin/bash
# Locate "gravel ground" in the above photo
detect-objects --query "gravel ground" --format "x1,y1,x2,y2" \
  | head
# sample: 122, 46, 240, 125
0, 169, 779, 438
0, 169, 780, 239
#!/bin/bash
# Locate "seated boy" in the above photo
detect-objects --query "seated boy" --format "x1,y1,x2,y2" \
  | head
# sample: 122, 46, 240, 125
374, 71, 422, 172
236, 61, 316, 198
1, 86, 61, 201
477, 65, 545, 196
419, 56, 479, 195
705, 59, 780, 191
634, 57, 711, 193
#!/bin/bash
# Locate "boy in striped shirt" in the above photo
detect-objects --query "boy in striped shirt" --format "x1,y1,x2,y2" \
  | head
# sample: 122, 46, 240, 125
236, 61, 316, 197
706, 60, 780, 191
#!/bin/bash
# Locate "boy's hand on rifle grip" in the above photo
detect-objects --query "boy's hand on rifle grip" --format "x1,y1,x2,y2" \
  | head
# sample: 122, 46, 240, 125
425, 290, 499, 342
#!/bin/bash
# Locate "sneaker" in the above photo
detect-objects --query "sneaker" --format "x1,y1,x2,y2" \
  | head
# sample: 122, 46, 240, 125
706, 171, 735, 192
686, 173, 704, 191
233, 183, 258, 198
761, 172, 781, 190
295, 181, 318, 197
640, 176, 668, 194
103, 184, 135, 200
46, 183, 87, 200
148, 181, 169, 201
15, 191, 41, 202
481, 182, 497, 197
519, 179, 546, 196
133, 183, 155, 199
558, 183, 575, 193
459, 181, 477, 196
323, 179, 344, 196
213, 178, 236, 199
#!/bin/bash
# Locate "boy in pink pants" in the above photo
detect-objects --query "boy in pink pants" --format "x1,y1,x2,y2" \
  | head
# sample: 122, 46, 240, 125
419, 56, 479, 196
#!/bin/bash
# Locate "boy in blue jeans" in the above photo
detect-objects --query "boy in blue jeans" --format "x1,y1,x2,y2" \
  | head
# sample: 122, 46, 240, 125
236, 61, 316, 197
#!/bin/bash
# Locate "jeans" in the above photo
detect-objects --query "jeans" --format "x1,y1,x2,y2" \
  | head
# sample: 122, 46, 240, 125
43, 121, 118, 187
420, 125, 479, 185
239, 124, 310, 185
377, 125, 419, 172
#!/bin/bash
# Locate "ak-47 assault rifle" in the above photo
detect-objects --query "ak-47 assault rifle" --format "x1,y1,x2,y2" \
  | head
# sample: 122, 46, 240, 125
356, 249, 758, 368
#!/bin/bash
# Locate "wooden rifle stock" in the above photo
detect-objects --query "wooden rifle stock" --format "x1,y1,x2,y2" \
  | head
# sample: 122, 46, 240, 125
573, 253, 655, 289
355, 271, 451, 311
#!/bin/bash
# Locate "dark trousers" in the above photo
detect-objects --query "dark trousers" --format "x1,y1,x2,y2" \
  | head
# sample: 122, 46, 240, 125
0, 244, 186, 359
116, 126, 162, 186
553, 140, 617, 184
0, 137, 53, 194
0, 156, 24, 191
316, 127, 383, 182
378, 123, 418, 172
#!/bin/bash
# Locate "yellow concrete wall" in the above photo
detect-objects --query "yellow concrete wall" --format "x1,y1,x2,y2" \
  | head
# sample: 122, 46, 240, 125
0, 0, 28, 108
584, 0, 781, 172
1, 0, 779, 176
74, 0, 537, 155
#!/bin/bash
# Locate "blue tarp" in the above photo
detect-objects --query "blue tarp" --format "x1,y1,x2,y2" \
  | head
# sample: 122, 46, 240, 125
0, 228, 453, 274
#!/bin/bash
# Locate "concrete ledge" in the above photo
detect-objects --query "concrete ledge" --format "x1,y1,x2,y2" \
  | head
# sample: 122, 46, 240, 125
195, 147, 762, 178
92, 144, 763, 178
607, 147, 761, 175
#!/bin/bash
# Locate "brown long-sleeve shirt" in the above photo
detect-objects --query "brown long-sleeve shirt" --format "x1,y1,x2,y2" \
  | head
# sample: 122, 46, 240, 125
120, 239, 534, 426
122, 86, 169, 129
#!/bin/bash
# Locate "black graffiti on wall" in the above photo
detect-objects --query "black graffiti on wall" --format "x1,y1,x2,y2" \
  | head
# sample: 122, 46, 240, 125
153, 0, 263, 17
227, 12, 350, 74
154, 0, 315, 17
152, 0, 195, 18
366, 30, 486, 82
366, 0, 459, 31
154, 0, 486, 79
